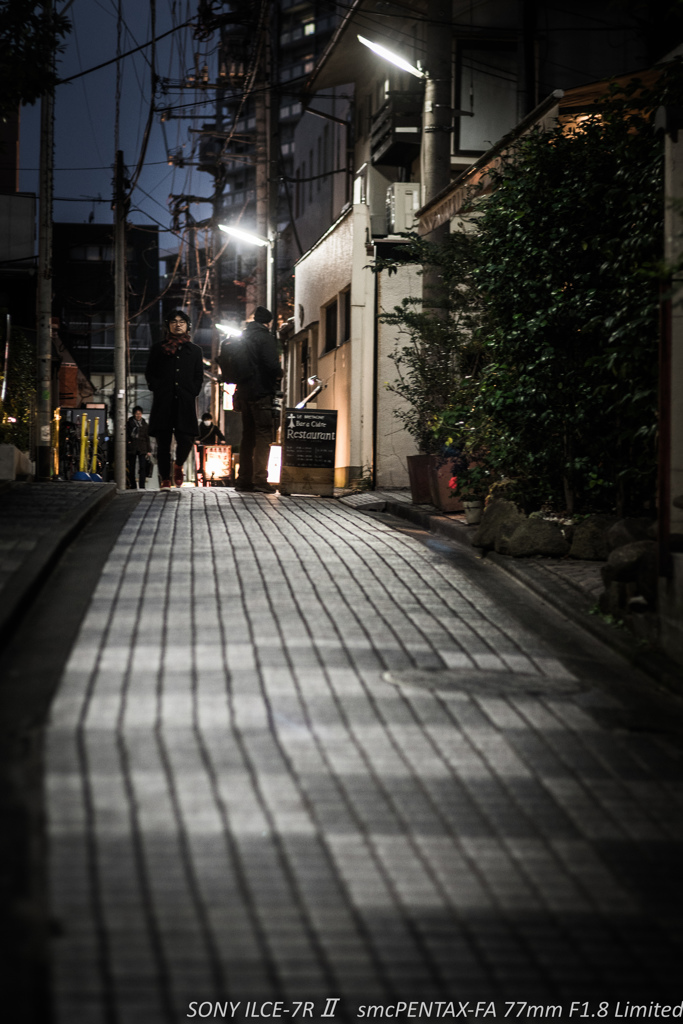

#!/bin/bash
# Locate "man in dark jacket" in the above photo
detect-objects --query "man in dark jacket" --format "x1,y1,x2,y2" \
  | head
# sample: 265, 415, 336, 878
126, 405, 151, 489
234, 306, 282, 493
145, 309, 204, 488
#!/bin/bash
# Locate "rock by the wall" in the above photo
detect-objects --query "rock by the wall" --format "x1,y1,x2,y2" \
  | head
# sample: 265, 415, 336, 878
506, 518, 570, 558
606, 517, 653, 553
569, 515, 620, 561
472, 499, 526, 551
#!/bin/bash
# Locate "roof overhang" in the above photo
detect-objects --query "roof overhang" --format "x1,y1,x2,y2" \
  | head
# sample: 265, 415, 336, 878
418, 68, 661, 235
303, 0, 428, 99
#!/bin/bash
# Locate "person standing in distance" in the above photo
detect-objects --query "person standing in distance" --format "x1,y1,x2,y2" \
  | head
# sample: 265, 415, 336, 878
145, 309, 204, 489
126, 405, 151, 489
197, 411, 225, 447
234, 305, 282, 493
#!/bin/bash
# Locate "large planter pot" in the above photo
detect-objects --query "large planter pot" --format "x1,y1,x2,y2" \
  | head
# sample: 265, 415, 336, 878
462, 499, 484, 525
406, 453, 432, 504
427, 457, 463, 513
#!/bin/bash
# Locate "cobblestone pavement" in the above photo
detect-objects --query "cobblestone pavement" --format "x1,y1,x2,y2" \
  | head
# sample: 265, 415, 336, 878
45, 489, 683, 1023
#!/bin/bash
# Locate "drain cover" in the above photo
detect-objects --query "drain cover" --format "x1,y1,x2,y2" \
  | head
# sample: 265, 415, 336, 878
382, 668, 585, 697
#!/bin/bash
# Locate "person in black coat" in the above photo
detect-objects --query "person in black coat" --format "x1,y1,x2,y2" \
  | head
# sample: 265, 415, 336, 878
197, 411, 225, 447
145, 309, 204, 488
126, 405, 151, 489
234, 306, 282, 493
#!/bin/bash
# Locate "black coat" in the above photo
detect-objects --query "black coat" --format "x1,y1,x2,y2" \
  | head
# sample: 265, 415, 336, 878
197, 422, 225, 446
126, 415, 151, 454
236, 320, 282, 401
145, 339, 204, 437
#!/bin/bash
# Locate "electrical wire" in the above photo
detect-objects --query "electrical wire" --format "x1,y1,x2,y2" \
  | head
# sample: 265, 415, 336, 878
57, 18, 194, 84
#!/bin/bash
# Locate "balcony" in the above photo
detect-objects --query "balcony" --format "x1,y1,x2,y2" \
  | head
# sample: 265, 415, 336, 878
370, 92, 423, 167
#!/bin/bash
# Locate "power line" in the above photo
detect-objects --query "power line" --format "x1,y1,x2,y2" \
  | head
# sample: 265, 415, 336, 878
57, 18, 193, 84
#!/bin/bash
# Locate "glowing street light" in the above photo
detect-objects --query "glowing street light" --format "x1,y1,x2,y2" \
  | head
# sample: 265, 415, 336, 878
219, 222, 275, 333
215, 322, 243, 338
357, 35, 424, 79
218, 223, 270, 247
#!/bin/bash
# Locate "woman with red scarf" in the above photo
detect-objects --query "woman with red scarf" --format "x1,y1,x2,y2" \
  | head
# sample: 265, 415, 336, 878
145, 310, 204, 488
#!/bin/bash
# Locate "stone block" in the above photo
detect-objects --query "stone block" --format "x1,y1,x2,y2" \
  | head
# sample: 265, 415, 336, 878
0, 444, 33, 480
506, 518, 570, 558
606, 517, 653, 552
568, 514, 619, 561
472, 499, 526, 551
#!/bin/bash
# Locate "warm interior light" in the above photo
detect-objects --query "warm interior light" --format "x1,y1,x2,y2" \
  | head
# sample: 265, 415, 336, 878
222, 383, 236, 411
267, 444, 282, 484
357, 35, 424, 79
218, 223, 270, 247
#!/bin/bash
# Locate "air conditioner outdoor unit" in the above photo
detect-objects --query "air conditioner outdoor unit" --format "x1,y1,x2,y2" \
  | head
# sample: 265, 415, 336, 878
386, 182, 420, 234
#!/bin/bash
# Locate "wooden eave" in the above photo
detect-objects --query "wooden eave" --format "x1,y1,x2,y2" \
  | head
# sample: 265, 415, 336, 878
418, 67, 662, 235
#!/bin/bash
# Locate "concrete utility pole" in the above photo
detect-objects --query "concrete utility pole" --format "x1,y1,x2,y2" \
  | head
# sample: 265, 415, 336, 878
421, 0, 453, 218
36, 0, 55, 480
268, 0, 280, 339
420, 0, 453, 312
254, 25, 269, 314
114, 150, 128, 490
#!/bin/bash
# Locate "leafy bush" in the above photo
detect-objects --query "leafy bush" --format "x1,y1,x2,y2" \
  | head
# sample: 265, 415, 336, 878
376, 229, 482, 455
379, 71, 673, 515
470, 77, 667, 514
0, 326, 35, 451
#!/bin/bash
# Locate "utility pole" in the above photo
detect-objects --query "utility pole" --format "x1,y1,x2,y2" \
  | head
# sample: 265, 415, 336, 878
36, 0, 55, 480
268, 0, 280, 338
114, 150, 128, 490
421, 0, 453, 220
420, 0, 453, 314
254, 13, 270, 313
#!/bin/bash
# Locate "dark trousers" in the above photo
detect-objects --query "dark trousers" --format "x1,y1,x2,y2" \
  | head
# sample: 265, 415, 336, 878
155, 429, 195, 482
127, 452, 147, 489
238, 396, 274, 487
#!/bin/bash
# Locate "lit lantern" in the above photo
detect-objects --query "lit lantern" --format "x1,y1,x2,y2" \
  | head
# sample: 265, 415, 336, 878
203, 445, 232, 482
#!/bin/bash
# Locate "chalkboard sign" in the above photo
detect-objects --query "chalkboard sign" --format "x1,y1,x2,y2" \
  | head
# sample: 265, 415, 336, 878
280, 409, 337, 495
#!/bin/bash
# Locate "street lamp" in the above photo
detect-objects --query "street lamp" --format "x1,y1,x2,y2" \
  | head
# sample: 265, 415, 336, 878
357, 35, 424, 79
215, 322, 243, 338
218, 223, 270, 248
218, 223, 275, 333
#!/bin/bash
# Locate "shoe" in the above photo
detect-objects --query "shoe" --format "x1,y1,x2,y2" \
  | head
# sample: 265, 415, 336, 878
234, 482, 254, 492
173, 464, 184, 487
253, 483, 277, 493
160, 479, 172, 489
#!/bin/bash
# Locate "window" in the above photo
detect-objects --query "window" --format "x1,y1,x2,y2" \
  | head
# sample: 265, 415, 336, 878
304, 21, 315, 35
455, 43, 517, 155
69, 244, 114, 261
340, 288, 351, 343
324, 300, 337, 353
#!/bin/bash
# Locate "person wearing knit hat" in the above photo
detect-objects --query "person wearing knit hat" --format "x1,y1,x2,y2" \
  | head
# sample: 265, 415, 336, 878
232, 306, 282, 493
145, 309, 204, 489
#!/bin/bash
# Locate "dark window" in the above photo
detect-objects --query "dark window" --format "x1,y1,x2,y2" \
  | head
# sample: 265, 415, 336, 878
324, 301, 337, 353
340, 289, 351, 343
455, 43, 517, 155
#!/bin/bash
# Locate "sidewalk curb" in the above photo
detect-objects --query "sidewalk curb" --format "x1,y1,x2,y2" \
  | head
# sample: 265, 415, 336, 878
0, 482, 117, 650
382, 497, 683, 696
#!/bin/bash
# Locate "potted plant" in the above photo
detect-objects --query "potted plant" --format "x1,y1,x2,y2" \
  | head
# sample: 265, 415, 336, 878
374, 230, 481, 505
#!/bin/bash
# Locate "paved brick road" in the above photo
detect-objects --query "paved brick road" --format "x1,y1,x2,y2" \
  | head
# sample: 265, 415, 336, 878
45, 490, 683, 1023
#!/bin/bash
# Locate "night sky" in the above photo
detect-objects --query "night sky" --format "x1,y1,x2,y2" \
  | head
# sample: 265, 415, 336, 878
19, 0, 215, 255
